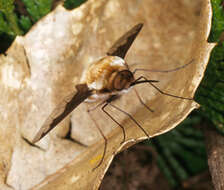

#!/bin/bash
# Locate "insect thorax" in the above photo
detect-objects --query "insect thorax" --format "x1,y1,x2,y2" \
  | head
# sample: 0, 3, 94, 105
82, 56, 133, 101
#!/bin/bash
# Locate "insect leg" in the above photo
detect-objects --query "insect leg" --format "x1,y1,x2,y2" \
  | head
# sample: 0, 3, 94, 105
108, 102, 149, 138
139, 76, 193, 100
133, 88, 154, 112
102, 102, 126, 144
87, 109, 107, 170
87, 100, 106, 112
63, 121, 88, 147
132, 59, 194, 74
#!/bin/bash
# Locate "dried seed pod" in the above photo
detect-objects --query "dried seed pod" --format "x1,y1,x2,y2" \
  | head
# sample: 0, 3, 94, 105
0, 0, 214, 189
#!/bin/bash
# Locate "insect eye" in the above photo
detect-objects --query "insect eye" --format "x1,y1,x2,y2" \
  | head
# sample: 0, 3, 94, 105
113, 70, 134, 90
113, 74, 123, 90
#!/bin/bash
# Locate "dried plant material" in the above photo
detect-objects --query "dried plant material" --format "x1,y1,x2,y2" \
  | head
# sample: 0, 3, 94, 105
0, 0, 214, 189
32, 23, 144, 146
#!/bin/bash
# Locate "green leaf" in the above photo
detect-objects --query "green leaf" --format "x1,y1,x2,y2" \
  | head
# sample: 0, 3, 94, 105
209, 0, 224, 42
0, 0, 14, 13
19, 15, 32, 32
196, 43, 224, 133
21, 0, 53, 22
0, 11, 12, 35
0, 0, 23, 36
145, 113, 207, 188
64, 0, 87, 9
36, 0, 53, 17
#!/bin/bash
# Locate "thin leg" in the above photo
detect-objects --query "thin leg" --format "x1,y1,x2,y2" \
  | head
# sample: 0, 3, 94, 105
131, 76, 159, 87
140, 76, 193, 100
63, 121, 88, 147
88, 96, 126, 143
134, 88, 154, 112
87, 110, 107, 170
108, 103, 149, 138
102, 103, 126, 144
86, 96, 126, 169
87, 100, 107, 112
132, 59, 194, 74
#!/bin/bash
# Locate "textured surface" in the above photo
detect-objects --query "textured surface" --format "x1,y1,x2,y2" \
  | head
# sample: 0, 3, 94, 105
204, 126, 224, 190
0, 0, 214, 189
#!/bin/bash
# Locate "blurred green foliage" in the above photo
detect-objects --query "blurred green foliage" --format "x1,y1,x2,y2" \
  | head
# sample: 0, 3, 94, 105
0, 0, 23, 36
0, 0, 86, 51
153, 0, 224, 187
195, 0, 224, 134
208, 0, 224, 41
64, 0, 87, 9
21, 0, 53, 22
147, 113, 207, 187
0, 0, 53, 36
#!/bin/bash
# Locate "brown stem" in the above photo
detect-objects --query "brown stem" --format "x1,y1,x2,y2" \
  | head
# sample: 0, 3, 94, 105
203, 124, 224, 190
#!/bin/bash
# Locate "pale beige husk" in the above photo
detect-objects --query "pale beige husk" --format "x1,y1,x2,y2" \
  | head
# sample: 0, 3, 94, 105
0, 0, 214, 189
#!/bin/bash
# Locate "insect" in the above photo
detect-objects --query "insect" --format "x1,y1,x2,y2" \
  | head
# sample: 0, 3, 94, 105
33, 23, 193, 169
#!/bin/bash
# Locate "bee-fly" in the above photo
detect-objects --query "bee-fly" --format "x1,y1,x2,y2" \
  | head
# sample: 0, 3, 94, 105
33, 23, 193, 169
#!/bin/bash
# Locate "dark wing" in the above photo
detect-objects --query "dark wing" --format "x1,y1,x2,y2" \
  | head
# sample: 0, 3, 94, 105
32, 84, 92, 143
107, 23, 143, 59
